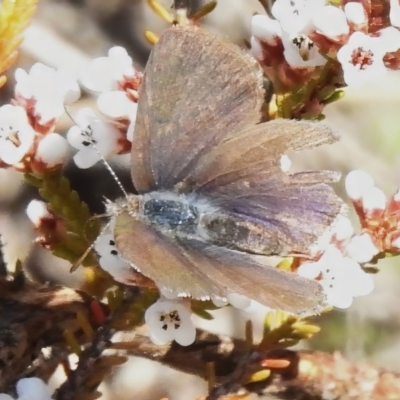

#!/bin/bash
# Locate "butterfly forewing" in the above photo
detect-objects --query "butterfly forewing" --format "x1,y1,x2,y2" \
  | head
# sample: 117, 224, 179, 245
131, 25, 264, 193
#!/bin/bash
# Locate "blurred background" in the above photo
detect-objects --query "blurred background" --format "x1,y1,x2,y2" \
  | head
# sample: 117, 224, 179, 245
2, 0, 400, 398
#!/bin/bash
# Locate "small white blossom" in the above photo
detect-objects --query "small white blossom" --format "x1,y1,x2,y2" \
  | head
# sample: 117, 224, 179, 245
95, 231, 135, 283
16, 377, 53, 400
211, 294, 270, 314
240, 300, 271, 315
80, 46, 136, 93
279, 155, 291, 172
97, 91, 138, 122
337, 32, 387, 87
0, 105, 35, 165
211, 296, 228, 307
15, 63, 80, 124
145, 299, 196, 346
251, 14, 282, 45
26, 200, 51, 227
309, 214, 353, 256
390, 0, 400, 28
312, 5, 349, 42
282, 32, 327, 68
227, 293, 252, 310
344, 2, 367, 30
333, 215, 354, 242
345, 170, 375, 201
361, 186, 386, 212
35, 133, 70, 168
272, 0, 326, 35
298, 245, 374, 309
67, 108, 122, 169
394, 187, 400, 202
346, 233, 379, 263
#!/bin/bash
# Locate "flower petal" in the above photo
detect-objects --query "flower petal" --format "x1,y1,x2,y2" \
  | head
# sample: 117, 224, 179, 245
72, 149, 102, 169
0, 105, 35, 165
282, 32, 326, 68
345, 170, 374, 201
312, 5, 349, 42
326, 288, 353, 309
97, 91, 138, 120
251, 14, 282, 44
16, 378, 53, 400
346, 234, 379, 263
35, 133, 70, 168
145, 299, 195, 346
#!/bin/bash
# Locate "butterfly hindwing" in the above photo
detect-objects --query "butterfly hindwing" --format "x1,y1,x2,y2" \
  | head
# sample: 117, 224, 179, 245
114, 210, 327, 314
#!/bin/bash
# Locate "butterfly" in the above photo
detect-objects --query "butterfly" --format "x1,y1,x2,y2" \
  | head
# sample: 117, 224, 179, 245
110, 25, 343, 315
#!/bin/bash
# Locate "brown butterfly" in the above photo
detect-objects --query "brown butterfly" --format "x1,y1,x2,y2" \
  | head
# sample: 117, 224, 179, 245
110, 25, 343, 315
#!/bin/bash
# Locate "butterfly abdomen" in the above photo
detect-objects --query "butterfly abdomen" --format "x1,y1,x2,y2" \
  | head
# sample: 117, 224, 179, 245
199, 213, 283, 255
139, 191, 285, 255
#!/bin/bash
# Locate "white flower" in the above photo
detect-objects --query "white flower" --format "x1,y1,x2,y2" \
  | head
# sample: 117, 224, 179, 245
212, 293, 271, 314
344, 2, 367, 30
312, 5, 349, 42
298, 245, 374, 309
15, 63, 80, 124
309, 214, 353, 256
35, 133, 70, 168
346, 233, 379, 263
95, 231, 135, 283
361, 186, 386, 213
26, 200, 51, 226
279, 155, 291, 172
337, 32, 387, 87
228, 293, 252, 310
345, 170, 375, 201
0, 105, 35, 165
16, 377, 53, 400
80, 46, 136, 93
145, 299, 196, 346
282, 32, 327, 68
251, 14, 282, 45
332, 215, 354, 242
97, 91, 138, 122
66, 108, 122, 169
390, 0, 400, 28
211, 296, 228, 307
272, 0, 326, 35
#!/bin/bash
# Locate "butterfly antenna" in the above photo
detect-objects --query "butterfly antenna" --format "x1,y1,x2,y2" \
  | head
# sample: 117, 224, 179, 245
64, 105, 129, 199
70, 221, 111, 272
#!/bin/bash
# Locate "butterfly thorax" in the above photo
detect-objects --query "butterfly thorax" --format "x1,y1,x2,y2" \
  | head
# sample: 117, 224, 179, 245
143, 197, 198, 229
